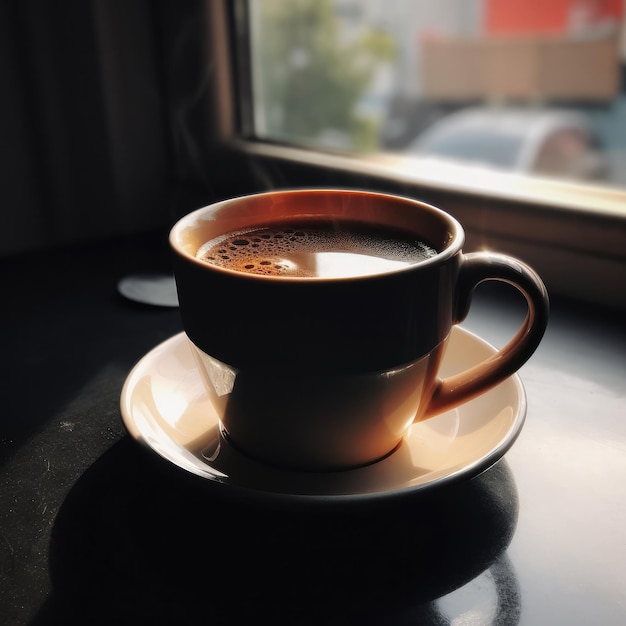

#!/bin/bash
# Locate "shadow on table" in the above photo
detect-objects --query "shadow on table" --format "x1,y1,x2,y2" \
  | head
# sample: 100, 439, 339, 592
32, 438, 521, 625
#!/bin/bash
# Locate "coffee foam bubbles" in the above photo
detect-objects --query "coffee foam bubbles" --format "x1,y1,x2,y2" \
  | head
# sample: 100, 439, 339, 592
197, 226, 313, 276
196, 222, 437, 278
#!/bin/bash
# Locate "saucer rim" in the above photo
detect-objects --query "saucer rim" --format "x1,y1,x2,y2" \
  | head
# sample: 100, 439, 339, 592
120, 329, 526, 507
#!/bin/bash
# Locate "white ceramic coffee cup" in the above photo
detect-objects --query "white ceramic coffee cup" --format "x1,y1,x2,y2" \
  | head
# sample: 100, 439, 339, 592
170, 189, 549, 471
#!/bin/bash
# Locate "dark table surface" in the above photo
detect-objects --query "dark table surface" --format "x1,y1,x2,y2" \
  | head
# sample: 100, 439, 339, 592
1, 232, 625, 626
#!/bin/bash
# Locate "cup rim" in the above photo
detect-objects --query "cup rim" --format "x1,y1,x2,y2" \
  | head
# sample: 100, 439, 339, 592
169, 188, 464, 282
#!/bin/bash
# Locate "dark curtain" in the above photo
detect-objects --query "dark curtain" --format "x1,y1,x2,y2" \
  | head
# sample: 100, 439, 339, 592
0, 0, 233, 257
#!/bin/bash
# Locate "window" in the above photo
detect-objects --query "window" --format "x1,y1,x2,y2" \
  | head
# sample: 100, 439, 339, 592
221, 1, 626, 309
246, 0, 626, 188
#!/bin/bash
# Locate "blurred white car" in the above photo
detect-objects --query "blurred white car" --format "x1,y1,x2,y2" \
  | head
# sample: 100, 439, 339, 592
407, 106, 608, 181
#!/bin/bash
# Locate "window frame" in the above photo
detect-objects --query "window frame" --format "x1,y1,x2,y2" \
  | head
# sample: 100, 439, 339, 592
212, 0, 626, 310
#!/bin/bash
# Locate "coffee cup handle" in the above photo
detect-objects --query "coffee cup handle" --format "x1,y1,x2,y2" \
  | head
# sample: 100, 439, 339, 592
423, 252, 549, 418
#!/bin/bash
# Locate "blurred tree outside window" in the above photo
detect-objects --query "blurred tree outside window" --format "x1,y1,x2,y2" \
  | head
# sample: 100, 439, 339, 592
251, 0, 395, 151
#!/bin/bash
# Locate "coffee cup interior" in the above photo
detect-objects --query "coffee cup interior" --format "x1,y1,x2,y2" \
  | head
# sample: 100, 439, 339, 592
170, 189, 462, 269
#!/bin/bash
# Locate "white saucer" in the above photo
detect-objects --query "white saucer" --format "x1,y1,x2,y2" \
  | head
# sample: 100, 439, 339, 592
120, 328, 526, 505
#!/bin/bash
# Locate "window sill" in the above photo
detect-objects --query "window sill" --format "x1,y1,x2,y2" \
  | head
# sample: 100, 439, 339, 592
228, 139, 626, 310
234, 139, 626, 217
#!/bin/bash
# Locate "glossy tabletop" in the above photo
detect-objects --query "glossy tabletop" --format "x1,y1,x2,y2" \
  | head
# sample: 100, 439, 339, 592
1, 233, 624, 625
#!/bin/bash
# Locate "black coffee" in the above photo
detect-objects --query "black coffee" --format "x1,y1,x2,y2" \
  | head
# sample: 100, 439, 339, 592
196, 219, 437, 278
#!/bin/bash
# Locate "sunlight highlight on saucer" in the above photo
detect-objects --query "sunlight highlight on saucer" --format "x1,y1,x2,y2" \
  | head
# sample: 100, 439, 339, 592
404, 408, 461, 469
151, 375, 191, 428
